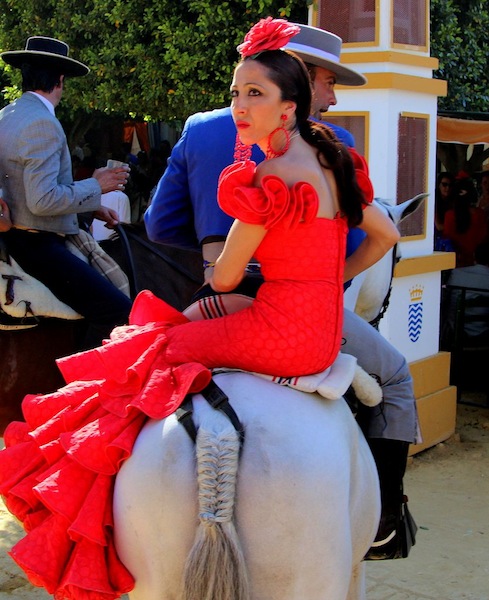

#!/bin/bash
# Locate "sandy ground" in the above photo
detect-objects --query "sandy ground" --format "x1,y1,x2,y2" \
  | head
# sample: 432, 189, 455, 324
1, 397, 488, 600
366, 397, 489, 600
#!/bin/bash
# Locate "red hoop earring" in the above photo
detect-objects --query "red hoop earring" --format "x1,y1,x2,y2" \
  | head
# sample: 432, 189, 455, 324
266, 114, 291, 159
234, 133, 252, 162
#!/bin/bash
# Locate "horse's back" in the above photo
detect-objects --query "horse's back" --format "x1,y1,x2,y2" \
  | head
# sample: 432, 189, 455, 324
114, 373, 380, 600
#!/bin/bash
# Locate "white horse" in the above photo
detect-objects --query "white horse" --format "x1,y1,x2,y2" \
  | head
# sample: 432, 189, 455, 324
113, 371, 380, 600
345, 194, 428, 324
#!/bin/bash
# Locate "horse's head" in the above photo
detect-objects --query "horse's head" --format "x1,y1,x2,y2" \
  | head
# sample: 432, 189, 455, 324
346, 193, 428, 326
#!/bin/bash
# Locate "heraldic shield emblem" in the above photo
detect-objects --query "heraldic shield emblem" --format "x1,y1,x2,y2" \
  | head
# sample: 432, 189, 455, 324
408, 286, 423, 342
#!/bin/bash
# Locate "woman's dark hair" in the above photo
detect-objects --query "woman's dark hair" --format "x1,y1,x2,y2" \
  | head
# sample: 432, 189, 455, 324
452, 178, 477, 234
21, 63, 62, 93
242, 50, 365, 228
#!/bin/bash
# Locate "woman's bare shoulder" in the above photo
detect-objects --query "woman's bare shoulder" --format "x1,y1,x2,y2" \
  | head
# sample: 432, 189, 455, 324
255, 152, 314, 187
254, 158, 282, 182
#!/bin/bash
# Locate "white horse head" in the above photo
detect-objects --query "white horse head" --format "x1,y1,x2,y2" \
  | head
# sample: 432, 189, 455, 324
344, 193, 428, 325
113, 371, 380, 600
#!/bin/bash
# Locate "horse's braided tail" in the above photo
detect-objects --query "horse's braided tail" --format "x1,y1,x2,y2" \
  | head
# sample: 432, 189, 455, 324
182, 421, 250, 600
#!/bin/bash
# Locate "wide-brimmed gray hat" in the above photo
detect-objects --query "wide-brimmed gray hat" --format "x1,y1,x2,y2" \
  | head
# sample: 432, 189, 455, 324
285, 24, 366, 86
1, 36, 89, 77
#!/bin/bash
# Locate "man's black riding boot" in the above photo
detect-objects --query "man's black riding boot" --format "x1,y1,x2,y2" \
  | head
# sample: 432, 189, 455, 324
365, 438, 412, 560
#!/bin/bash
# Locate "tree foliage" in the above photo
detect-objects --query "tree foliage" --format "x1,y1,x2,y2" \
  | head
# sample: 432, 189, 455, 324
1, 0, 488, 165
431, 0, 489, 173
431, 0, 489, 112
0, 0, 307, 124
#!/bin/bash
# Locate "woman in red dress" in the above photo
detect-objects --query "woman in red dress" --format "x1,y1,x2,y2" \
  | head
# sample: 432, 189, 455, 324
0, 18, 369, 600
444, 176, 488, 267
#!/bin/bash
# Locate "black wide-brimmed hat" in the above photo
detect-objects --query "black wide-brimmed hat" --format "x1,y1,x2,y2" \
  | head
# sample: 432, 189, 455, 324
1, 36, 89, 77
285, 24, 366, 86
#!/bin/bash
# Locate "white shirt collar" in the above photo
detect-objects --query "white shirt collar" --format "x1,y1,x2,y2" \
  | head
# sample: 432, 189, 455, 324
27, 91, 56, 116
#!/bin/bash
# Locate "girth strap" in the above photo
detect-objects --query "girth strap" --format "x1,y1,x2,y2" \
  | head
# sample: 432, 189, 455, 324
176, 379, 245, 447
176, 395, 198, 443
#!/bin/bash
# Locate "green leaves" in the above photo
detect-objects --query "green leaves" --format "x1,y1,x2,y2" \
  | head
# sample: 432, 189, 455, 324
431, 0, 489, 112
0, 0, 307, 122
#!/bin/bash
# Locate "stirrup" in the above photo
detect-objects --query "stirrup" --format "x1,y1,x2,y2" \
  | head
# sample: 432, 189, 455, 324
364, 495, 417, 560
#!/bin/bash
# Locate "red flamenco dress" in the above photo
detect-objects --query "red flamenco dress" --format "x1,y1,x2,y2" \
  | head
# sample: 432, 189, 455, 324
0, 160, 347, 600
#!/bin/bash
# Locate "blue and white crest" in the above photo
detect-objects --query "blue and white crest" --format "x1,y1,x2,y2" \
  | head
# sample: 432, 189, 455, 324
408, 286, 423, 342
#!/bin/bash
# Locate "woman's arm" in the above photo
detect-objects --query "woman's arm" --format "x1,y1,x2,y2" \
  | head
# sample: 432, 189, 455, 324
209, 220, 267, 292
344, 202, 400, 283
202, 240, 225, 283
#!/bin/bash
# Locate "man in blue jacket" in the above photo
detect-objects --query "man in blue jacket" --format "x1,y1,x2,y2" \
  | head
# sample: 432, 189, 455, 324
145, 24, 417, 560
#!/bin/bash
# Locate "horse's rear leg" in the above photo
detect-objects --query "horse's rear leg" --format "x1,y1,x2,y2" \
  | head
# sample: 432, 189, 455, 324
113, 417, 198, 600
347, 563, 367, 600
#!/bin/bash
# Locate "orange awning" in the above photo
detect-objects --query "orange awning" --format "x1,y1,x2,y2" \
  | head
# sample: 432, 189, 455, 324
437, 116, 489, 145
123, 122, 150, 154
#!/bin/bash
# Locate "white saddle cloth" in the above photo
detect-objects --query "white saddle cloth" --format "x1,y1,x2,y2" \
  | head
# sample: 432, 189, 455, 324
0, 256, 81, 329
214, 352, 382, 407
0, 228, 130, 330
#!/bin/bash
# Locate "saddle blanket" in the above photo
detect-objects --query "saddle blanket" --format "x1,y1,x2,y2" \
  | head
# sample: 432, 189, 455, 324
214, 352, 382, 407
0, 256, 81, 329
0, 230, 130, 330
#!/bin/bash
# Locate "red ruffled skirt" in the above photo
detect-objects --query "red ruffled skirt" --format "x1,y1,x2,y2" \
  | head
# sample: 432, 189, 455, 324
0, 291, 211, 600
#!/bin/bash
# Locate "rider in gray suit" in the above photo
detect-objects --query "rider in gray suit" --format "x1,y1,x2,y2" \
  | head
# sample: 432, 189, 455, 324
0, 37, 132, 348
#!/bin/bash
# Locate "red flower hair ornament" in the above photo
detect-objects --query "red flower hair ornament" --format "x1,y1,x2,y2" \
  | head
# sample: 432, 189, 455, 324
237, 17, 300, 58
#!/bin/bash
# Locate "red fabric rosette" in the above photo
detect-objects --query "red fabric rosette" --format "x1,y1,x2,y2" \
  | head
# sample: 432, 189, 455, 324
237, 17, 300, 57
218, 163, 319, 231
349, 147, 374, 205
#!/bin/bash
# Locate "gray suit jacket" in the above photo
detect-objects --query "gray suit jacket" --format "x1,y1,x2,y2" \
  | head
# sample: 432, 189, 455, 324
0, 92, 101, 234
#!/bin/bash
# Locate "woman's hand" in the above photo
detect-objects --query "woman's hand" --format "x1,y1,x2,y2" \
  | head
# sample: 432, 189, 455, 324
0, 198, 12, 232
344, 202, 400, 283
210, 220, 266, 292
202, 240, 224, 285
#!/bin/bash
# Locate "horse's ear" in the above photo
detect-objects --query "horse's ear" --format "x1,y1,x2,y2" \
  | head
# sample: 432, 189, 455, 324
400, 193, 429, 220
375, 193, 428, 225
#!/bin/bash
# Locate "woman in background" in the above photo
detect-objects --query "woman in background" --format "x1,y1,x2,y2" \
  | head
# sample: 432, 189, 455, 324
434, 171, 455, 251
444, 176, 487, 267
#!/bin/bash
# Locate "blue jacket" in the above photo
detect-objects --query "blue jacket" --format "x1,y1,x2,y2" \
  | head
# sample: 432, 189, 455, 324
146, 108, 263, 249
311, 117, 355, 147
145, 107, 365, 256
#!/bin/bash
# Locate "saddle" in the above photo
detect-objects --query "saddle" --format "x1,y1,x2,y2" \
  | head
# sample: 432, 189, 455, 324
175, 348, 383, 446
0, 237, 81, 330
0, 230, 130, 331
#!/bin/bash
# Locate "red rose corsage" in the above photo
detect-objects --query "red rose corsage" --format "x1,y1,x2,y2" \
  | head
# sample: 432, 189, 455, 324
237, 17, 300, 58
